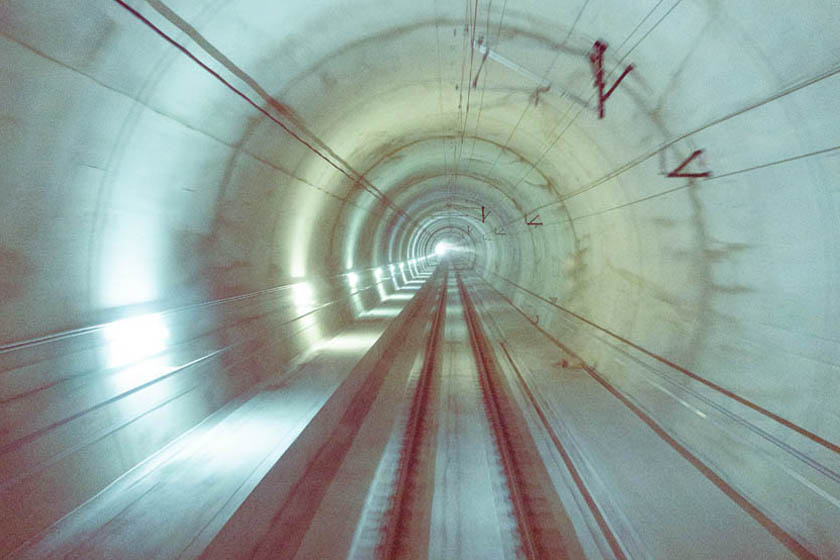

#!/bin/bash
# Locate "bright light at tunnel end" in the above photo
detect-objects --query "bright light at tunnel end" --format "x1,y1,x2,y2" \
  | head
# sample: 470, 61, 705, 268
434, 242, 450, 257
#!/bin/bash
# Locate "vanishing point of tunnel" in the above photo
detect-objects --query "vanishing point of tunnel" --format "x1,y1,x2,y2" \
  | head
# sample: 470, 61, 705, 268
1, 1, 839, 558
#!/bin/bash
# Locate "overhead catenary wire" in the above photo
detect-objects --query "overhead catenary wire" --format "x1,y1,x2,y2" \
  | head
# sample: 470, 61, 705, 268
111, 0, 422, 228
500, 0, 687, 206
459, 0, 508, 236
498, 59, 840, 230
463, 0, 503, 172
433, 6, 451, 217
564, 144, 840, 224
451, 0, 482, 207
446, 0, 475, 234
485, 143, 840, 238
483, 0, 592, 175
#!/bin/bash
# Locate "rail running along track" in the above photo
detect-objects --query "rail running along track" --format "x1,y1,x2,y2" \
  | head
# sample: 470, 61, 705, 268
367, 267, 588, 559
9, 264, 834, 559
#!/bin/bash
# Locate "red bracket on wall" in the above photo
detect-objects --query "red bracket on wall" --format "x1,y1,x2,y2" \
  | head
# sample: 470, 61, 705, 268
472, 47, 490, 89
589, 40, 634, 119
525, 214, 543, 226
667, 150, 711, 178
532, 84, 551, 107
481, 206, 490, 223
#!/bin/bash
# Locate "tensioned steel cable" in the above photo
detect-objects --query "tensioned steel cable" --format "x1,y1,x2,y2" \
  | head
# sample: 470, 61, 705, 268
449, 0, 482, 230
112, 0, 422, 227
445, 0, 475, 234
458, 0, 503, 233
498, 59, 840, 230
495, 143, 840, 235
483, 0, 592, 175
433, 13, 451, 221
499, 0, 686, 208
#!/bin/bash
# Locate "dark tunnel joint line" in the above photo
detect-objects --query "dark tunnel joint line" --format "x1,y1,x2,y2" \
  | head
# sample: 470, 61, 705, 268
507, 0, 686, 192
501, 65, 840, 230
491, 142, 840, 233
110, 0, 421, 227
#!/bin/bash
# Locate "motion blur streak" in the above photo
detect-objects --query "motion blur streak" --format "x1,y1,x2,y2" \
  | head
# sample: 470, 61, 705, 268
1, 1, 838, 558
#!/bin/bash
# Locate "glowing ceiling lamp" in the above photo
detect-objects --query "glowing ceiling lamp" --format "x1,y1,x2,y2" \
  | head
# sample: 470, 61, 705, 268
104, 313, 169, 368
347, 271, 359, 290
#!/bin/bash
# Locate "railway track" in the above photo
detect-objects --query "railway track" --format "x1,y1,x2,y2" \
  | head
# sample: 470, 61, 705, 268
461, 271, 822, 560
14, 264, 828, 558
375, 266, 449, 559
456, 271, 587, 560
364, 269, 587, 559
190, 264, 821, 559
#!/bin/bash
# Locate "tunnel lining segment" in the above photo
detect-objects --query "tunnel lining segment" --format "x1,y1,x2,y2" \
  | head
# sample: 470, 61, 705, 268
111, 0, 420, 227
457, 271, 588, 559
487, 270, 840, 456
466, 269, 824, 559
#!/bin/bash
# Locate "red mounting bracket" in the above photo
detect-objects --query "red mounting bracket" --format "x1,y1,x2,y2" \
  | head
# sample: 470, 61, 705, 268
589, 40, 634, 119
526, 214, 543, 226
667, 149, 711, 178
472, 48, 490, 89
532, 84, 551, 107
481, 206, 490, 223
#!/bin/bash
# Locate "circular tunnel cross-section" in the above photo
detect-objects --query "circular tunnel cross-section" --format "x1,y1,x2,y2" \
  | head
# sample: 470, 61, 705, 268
1, 1, 839, 558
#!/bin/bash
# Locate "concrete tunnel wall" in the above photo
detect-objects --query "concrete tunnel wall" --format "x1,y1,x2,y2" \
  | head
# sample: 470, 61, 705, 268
1, 0, 839, 553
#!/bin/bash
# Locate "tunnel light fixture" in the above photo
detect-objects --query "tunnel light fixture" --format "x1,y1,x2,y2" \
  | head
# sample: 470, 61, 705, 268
389, 263, 400, 290
291, 281, 323, 348
359, 307, 402, 319
104, 313, 169, 369
373, 268, 387, 301
347, 271, 359, 290
102, 313, 178, 393
314, 332, 379, 353
292, 281, 316, 314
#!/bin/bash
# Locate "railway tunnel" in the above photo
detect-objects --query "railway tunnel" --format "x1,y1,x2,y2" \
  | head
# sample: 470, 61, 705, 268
1, 0, 839, 558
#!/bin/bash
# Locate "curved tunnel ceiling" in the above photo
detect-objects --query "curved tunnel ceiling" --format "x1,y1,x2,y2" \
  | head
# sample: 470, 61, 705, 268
7, 0, 837, 429
2, 0, 840, 555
